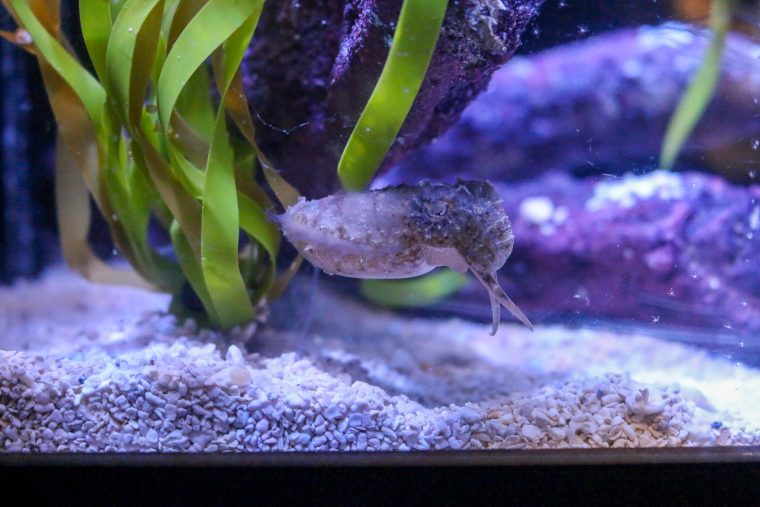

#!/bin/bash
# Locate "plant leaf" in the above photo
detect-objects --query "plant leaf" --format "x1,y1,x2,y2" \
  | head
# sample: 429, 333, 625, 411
106, 0, 164, 126
9, 0, 105, 123
337, 0, 447, 191
79, 0, 112, 80
155, 0, 267, 327
170, 219, 219, 323
360, 269, 469, 308
56, 135, 153, 289
201, 106, 256, 327
157, 0, 259, 134
660, 0, 734, 169
4, 0, 304, 328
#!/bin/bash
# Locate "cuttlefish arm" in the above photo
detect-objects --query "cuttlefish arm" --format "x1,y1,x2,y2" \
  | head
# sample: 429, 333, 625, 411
470, 269, 534, 335
489, 290, 501, 336
425, 246, 533, 334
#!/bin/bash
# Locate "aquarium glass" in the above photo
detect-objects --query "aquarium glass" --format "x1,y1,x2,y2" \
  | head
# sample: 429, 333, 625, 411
0, 0, 759, 457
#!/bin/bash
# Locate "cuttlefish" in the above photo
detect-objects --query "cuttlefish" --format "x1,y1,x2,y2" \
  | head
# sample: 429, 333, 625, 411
272, 179, 533, 334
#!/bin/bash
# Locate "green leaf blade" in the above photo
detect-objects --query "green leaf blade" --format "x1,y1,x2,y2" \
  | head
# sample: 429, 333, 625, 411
157, 0, 260, 132
79, 0, 112, 80
360, 269, 469, 308
9, 0, 106, 122
337, 0, 448, 191
200, 108, 255, 328
660, 0, 734, 170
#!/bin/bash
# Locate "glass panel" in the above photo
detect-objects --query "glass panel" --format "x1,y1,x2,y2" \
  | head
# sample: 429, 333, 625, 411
0, 0, 758, 457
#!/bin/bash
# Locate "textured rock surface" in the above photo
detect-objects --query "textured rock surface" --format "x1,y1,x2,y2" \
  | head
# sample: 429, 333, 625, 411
241, 0, 544, 197
1, 269, 759, 452
410, 170, 760, 342
387, 23, 760, 184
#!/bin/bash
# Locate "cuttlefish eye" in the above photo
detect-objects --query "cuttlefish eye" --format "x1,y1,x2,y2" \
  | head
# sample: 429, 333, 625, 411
425, 200, 448, 219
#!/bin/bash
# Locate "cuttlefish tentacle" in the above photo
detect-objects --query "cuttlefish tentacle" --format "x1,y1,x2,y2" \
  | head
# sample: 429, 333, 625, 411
489, 289, 501, 336
470, 268, 534, 334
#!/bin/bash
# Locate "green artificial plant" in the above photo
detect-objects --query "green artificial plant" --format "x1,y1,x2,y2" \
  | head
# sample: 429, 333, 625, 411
660, 0, 735, 169
1, 0, 297, 328
1, 0, 459, 327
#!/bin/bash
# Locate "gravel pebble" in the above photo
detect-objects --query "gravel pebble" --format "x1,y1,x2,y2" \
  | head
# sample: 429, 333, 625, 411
1, 269, 759, 452
3, 340, 757, 451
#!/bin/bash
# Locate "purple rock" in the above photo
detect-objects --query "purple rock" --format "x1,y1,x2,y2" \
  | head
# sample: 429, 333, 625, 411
388, 23, 760, 183
242, 0, 544, 197
442, 170, 760, 335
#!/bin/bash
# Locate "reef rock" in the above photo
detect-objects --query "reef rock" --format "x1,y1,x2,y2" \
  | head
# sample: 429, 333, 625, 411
241, 0, 544, 197
388, 23, 760, 183
437, 170, 760, 339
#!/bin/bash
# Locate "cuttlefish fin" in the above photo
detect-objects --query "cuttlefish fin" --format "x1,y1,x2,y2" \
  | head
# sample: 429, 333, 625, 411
471, 269, 534, 334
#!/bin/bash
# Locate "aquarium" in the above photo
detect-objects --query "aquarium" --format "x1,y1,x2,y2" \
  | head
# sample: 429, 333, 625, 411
0, 0, 759, 460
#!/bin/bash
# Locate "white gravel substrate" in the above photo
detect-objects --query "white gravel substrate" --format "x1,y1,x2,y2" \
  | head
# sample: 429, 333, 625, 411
1, 268, 759, 452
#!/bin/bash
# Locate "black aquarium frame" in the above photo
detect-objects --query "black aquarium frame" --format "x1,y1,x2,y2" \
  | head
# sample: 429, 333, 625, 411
2, 445, 760, 467
2, 448, 760, 504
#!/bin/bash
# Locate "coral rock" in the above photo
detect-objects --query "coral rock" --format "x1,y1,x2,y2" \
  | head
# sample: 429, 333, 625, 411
241, 0, 544, 197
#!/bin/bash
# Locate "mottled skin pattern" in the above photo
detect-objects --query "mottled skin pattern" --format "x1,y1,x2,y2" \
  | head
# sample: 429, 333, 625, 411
275, 180, 532, 333
408, 180, 514, 275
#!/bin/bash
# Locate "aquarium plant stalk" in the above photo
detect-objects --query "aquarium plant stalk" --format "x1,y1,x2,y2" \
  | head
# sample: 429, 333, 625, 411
660, 0, 735, 169
0, 0, 284, 328
337, 0, 448, 192
0, 0, 461, 327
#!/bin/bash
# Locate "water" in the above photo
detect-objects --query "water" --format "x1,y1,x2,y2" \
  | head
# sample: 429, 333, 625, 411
0, 0, 759, 457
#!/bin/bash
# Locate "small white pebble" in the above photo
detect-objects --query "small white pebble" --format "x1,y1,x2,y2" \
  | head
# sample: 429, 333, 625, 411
519, 196, 555, 224
521, 424, 542, 441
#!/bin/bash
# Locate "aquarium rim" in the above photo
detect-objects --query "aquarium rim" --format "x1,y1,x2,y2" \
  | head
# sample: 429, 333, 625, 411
2, 447, 760, 467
